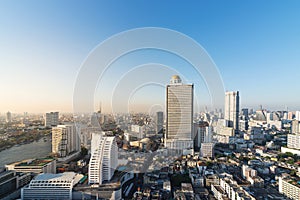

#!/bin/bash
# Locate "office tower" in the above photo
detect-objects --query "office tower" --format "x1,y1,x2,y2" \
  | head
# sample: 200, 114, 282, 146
165, 75, 194, 151
91, 112, 101, 128
52, 124, 80, 157
156, 111, 163, 134
45, 112, 59, 127
21, 172, 83, 200
6, 111, 12, 123
239, 120, 249, 131
241, 108, 249, 120
224, 91, 240, 132
292, 120, 300, 134
296, 111, 300, 121
193, 121, 210, 150
288, 112, 294, 120
89, 133, 118, 184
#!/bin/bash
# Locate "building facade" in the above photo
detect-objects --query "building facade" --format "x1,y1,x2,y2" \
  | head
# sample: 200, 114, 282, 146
89, 133, 118, 185
224, 91, 240, 132
156, 111, 164, 134
45, 112, 59, 127
287, 133, 300, 150
5, 158, 56, 174
0, 171, 31, 199
6, 111, 12, 123
21, 172, 83, 200
292, 120, 300, 134
279, 175, 300, 200
165, 75, 194, 151
52, 124, 80, 157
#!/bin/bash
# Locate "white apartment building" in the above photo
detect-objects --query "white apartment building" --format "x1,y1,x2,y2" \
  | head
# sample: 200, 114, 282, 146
279, 175, 300, 200
89, 133, 118, 184
287, 133, 300, 150
224, 91, 240, 132
52, 124, 80, 157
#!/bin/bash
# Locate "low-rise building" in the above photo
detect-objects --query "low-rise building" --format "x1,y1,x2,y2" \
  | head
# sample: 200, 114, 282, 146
21, 172, 83, 200
0, 171, 31, 199
5, 158, 56, 174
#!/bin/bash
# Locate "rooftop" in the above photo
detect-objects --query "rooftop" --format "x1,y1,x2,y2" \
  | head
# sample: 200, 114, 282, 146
34, 172, 77, 181
15, 158, 55, 167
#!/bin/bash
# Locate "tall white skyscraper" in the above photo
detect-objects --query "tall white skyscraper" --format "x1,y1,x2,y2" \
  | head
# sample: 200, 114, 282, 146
89, 133, 118, 185
224, 91, 240, 132
45, 112, 59, 127
165, 75, 194, 151
295, 111, 300, 121
52, 124, 80, 157
291, 120, 300, 134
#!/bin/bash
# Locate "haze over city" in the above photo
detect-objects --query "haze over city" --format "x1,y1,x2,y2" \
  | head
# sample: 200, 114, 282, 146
1, 1, 300, 113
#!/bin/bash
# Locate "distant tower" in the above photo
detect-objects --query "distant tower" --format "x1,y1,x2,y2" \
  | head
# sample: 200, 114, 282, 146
6, 111, 12, 123
224, 91, 240, 132
45, 112, 59, 127
165, 75, 194, 151
156, 111, 163, 134
296, 111, 300, 121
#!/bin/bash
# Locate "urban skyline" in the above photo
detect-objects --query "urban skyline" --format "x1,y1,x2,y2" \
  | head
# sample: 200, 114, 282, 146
1, 1, 300, 199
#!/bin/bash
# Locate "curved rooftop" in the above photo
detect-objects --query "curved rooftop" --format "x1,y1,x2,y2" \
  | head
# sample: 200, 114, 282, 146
170, 75, 182, 84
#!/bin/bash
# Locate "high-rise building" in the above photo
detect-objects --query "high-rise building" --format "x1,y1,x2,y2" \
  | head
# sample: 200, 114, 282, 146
193, 121, 211, 150
156, 111, 163, 134
45, 112, 59, 127
6, 111, 12, 123
224, 91, 240, 132
292, 120, 300, 134
241, 108, 249, 120
89, 133, 118, 185
165, 75, 194, 151
296, 111, 300, 121
52, 124, 80, 157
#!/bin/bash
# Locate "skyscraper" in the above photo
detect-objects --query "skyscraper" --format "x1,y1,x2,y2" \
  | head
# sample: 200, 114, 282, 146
52, 124, 80, 157
6, 111, 12, 123
296, 111, 300, 121
224, 91, 240, 132
156, 111, 163, 134
291, 120, 300, 134
45, 112, 59, 127
89, 133, 118, 184
165, 75, 194, 151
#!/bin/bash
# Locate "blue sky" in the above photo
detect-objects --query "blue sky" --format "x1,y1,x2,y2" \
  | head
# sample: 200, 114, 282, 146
0, 1, 299, 113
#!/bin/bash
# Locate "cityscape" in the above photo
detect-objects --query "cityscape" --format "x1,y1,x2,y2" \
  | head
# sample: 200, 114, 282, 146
1, 1, 300, 200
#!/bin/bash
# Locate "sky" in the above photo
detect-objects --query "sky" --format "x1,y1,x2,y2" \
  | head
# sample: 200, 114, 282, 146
0, 1, 300, 113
